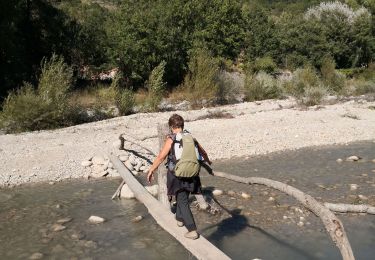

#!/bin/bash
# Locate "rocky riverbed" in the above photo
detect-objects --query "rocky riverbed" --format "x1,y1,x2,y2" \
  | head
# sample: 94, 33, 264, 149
1, 97, 375, 187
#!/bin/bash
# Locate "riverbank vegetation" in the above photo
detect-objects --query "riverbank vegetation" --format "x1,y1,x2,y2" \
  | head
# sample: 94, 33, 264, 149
1, 0, 375, 133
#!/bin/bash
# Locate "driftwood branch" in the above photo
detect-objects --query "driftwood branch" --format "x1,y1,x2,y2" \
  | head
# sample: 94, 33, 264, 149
212, 170, 355, 260
109, 154, 231, 260
111, 180, 125, 200
324, 203, 375, 214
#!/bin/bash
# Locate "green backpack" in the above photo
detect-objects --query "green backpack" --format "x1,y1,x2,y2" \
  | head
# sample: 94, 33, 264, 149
174, 134, 201, 178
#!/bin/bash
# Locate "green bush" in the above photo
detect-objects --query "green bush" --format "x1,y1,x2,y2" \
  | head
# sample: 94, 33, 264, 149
183, 50, 220, 106
0, 55, 80, 133
288, 66, 320, 98
116, 88, 135, 116
146, 61, 167, 111
320, 57, 346, 93
215, 71, 240, 105
354, 80, 375, 95
252, 56, 277, 74
301, 85, 327, 106
244, 71, 281, 101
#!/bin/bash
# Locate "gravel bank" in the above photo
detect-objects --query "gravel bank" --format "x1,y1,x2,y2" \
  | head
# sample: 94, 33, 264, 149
1, 97, 375, 187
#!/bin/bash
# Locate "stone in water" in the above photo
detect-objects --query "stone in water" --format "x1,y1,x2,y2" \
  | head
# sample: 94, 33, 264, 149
212, 189, 223, 196
88, 216, 105, 224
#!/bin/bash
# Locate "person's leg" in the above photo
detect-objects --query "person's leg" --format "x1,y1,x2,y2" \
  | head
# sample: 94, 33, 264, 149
176, 190, 197, 232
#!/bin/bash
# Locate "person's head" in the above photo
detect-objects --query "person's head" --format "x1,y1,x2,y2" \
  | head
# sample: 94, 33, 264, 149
168, 114, 184, 132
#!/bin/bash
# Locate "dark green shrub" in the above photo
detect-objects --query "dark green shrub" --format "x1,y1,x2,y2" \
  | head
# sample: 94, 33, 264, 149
320, 56, 345, 93
146, 61, 167, 111
252, 56, 277, 74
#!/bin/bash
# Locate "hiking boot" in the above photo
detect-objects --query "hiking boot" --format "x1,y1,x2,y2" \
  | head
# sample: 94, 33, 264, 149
177, 220, 184, 227
184, 230, 199, 240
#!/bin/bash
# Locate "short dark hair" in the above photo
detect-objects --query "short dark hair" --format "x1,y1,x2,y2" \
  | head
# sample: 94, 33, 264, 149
168, 114, 184, 129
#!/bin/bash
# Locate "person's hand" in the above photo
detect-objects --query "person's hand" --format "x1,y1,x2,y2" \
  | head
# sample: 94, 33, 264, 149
147, 169, 154, 183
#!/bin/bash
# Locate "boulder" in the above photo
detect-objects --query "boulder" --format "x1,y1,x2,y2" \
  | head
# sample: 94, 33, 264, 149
120, 184, 135, 199
145, 185, 159, 196
88, 216, 105, 224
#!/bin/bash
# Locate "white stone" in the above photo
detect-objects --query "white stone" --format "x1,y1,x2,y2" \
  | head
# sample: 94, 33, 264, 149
120, 184, 135, 199
241, 192, 251, 199
81, 161, 93, 167
297, 221, 304, 227
112, 140, 122, 150
92, 165, 108, 174
129, 155, 137, 166
212, 189, 223, 196
299, 216, 305, 221
350, 184, 358, 191
140, 166, 146, 172
124, 160, 134, 171
57, 217, 72, 224
119, 155, 129, 162
92, 156, 106, 165
145, 185, 159, 196
336, 158, 343, 163
346, 155, 360, 162
268, 196, 275, 202
132, 215, 144, 223
283, 216, 288, 220
134, 161, 143, 172
372, 159, 375, 163
88, 216, 105, 224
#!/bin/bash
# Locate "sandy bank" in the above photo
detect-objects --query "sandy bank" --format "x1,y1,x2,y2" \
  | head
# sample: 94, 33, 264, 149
1, 97, 375, 187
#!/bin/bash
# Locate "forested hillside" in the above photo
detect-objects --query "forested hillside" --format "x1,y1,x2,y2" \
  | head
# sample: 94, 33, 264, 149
1, 0, 374, 133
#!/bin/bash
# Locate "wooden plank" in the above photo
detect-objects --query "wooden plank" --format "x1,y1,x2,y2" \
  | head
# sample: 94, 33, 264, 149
157, 123, 170, 208
109, 154, 231, 260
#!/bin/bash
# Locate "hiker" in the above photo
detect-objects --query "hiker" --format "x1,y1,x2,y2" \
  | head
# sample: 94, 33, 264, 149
147, 114, 212, 240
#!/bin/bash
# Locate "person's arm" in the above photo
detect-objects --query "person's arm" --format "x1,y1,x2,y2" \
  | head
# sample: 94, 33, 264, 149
147, 137, 173, 183
197, 142, 212, 165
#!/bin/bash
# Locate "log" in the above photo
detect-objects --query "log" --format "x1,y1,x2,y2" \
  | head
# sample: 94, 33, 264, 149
109, 154, 231, 260
157, 123, 170, 208
324, 203, 375, 215
212, 170, 355, 260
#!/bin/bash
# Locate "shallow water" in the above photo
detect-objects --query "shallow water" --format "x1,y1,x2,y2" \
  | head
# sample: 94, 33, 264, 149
1, 141, 375, 259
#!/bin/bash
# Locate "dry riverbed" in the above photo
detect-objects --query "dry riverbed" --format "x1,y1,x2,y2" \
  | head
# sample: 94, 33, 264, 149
1, 97, 375, 187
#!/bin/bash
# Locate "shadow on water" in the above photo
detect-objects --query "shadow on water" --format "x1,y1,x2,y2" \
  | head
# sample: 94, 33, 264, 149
201, 188, 317, 260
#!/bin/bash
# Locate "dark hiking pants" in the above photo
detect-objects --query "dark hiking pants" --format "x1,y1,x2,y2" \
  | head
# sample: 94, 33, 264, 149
175, 190, 197, 232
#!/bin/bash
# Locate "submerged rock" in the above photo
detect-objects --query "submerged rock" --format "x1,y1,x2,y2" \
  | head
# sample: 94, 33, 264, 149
88, 216, 105, 224
132, 215, 144, 223
241, 192, 251, 199
212, 189, 223, 196
57, 217, 72, 224
51, 224, 66, 232
336, 158, 343, 163
350, 184, 358, 191
29, 252, 43, 260
227, 190, 236, 196
346, 155, 360, 162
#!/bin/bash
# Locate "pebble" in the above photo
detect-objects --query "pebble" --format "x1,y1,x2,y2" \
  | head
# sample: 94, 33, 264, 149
134, 161, 143, 172
297, 221, 304, 227
88, 216, 105, 224
132, 170, 139, 176
71, 232, 85, 240
92, 156, 106, 165
140, 166, 146, 172
119, 155, 129, 162
283, 215, 288, 220
241, 192, 251, 199
350, 184, 358, 191
48, 182, 55, 185
336, 158, 343, 163
346, 155, 360, 162
81, 161, 93, 167
358, 194, 368, 200
372, 169, 375, 173
212, 189, 223, 196
51, 224, 66, 232
268, 196, 275, 202
227, 190, 236, 196
84, 240, 97, 248
372, 159, 375, 163
29, 252, 44, 259
132, 215, 144, 223
299, 216, 305, 221
124, 160, 134, 171
57, 217, 72, 224
120, 184, 135, 199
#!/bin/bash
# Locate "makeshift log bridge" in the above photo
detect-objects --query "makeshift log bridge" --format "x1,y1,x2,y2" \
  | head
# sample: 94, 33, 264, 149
109, 154, 231, 260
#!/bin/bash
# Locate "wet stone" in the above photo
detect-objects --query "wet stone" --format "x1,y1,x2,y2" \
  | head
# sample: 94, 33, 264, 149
71, 232, 85, 240
212, 189, 223, 196
57, 217, 72, 224
132, 215, 144, 223
88, 216, 105, 224
51, 224, 66, 232
29, 252, 43, 260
